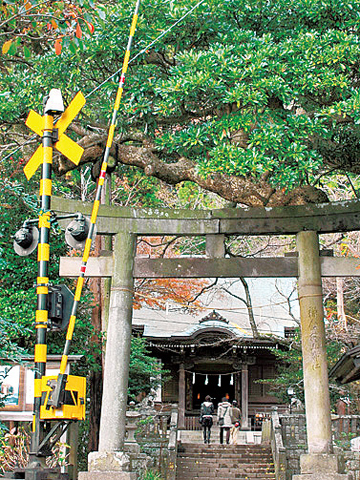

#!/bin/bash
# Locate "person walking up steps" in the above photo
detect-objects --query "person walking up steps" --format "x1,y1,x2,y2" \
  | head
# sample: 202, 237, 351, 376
229, 400, 241, 445
200, 395, 214, 444
230, 400, 241, 424
217, 397, 232, 444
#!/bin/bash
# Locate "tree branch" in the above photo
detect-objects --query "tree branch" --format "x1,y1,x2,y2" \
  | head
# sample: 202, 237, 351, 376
56, 134, 330, 207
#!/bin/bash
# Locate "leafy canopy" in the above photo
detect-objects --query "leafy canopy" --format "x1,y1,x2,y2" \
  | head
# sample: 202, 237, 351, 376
1, 0, 99, 57
2, 0, 360, 206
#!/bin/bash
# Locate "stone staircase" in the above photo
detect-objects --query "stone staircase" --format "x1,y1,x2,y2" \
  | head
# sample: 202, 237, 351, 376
175, 443, 276, 480
178, 427, 262, 445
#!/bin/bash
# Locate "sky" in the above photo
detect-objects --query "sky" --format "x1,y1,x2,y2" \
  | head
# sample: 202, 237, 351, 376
132, 277, 300, 338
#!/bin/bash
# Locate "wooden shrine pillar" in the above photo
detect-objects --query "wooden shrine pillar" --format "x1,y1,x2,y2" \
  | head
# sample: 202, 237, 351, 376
178, 363, 186, 429
241, 363, 250, 430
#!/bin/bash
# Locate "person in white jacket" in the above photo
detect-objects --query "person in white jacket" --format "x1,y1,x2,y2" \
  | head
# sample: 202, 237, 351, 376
217, 397, 232, 444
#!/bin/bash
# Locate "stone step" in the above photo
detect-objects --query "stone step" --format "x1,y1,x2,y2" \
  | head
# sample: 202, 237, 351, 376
176, 442, 275, 480
179, 448, 272, 456
177, 474, 276, 478
176, 468, 276, 478
179, 444, 271, 458
177, 460, 273, 467
179, 448, 272, 453
176, 473, 276, 477
176, 474, 276, 480
177, 468, 275, 475
178, 454, 273, 460
179, 448, 272, 455
177, 464, 274, 471
176, 474, 276, 479
179, 429, 262, 445
179, 443, 270, 451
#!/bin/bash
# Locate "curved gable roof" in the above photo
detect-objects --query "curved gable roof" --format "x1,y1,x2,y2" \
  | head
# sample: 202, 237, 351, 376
164, 310, 251, 341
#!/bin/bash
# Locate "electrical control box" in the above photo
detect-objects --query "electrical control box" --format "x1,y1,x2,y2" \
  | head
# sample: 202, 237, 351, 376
40, 375, 86, 420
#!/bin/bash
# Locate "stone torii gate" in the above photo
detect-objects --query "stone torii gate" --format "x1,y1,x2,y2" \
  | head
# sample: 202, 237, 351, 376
53, 196, 360, 480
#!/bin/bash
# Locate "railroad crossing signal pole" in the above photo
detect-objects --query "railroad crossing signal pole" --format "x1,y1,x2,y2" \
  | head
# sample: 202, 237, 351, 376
23, 89, 86, 466
31, 102, 55, 462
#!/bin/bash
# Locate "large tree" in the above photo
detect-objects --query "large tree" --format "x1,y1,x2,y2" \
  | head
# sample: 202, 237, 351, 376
2, 0, 360, 207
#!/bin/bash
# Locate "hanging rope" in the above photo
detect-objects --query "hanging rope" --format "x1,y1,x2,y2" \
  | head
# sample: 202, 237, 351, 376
184, 370, 242, 376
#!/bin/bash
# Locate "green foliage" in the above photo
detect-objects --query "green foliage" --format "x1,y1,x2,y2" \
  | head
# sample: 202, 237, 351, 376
0, 317, 31, 362
138, 470, 163, 480
2, 0, 360, 200
334, 431, 357, 450
0, 318, 31, 409
261, 328, 355, 410
128, 337, 168, 400
261, 333, 305, 404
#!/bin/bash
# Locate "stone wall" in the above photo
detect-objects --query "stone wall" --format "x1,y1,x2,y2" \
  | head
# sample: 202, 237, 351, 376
279, 415, 360, 480
280, 415, 307, 480
341, 451, 360, 480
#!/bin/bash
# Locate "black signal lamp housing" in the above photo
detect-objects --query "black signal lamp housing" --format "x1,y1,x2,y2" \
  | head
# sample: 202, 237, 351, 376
13, 224, 39, 256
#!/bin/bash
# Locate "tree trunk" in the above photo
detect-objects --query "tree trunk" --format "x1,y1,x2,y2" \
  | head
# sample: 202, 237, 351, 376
336, 277, 347, 330
240, 277, 259, 338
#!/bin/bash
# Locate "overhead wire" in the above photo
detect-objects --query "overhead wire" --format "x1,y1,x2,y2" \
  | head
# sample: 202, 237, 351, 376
86, 0, 206, 99
133, 287, 300, 312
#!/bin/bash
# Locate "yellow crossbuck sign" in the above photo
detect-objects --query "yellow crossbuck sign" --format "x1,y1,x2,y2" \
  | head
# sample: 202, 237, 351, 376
24, 91, 86, 180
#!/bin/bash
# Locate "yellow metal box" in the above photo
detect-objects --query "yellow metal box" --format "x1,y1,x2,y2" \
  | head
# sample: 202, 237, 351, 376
40, 375, 86, 420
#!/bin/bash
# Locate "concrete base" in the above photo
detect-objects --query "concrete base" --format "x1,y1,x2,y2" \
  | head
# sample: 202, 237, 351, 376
129, 452, 152, 474
293, 453, 351, 479
124, 443, 141, 454
88, 451, 131, 472
293, 475, 351, 480
79, 472, 136, 480
78, 451, 139, 480
300, 453, 344, 474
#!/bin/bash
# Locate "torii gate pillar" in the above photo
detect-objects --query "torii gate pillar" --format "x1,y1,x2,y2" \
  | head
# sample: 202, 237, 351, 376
80, 232, 137, 480
294, 231, 350, 480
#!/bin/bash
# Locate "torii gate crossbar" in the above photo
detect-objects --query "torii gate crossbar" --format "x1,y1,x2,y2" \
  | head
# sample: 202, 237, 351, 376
53, 196, 358, 480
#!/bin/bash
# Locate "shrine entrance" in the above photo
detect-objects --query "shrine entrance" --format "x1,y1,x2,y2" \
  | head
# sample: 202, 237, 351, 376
191, 368, 235, 409
147, 311, 281, 428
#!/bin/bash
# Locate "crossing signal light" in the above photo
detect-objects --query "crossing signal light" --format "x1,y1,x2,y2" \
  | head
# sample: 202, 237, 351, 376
44, 88, 64, 115
47, 285, 74, 331
65, 215, 96, 250
13, 225, 39, 256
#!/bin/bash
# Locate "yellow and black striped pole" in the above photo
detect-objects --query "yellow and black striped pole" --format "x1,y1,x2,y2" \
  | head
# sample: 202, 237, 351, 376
55, 0, 141, 390
31, 112, 53, 457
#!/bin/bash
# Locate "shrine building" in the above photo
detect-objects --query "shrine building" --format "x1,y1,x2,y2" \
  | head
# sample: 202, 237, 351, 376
134, 307, 295, 430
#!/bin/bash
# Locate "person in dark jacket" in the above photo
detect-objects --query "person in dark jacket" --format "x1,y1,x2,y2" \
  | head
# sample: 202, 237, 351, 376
200, 395, 215, 444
